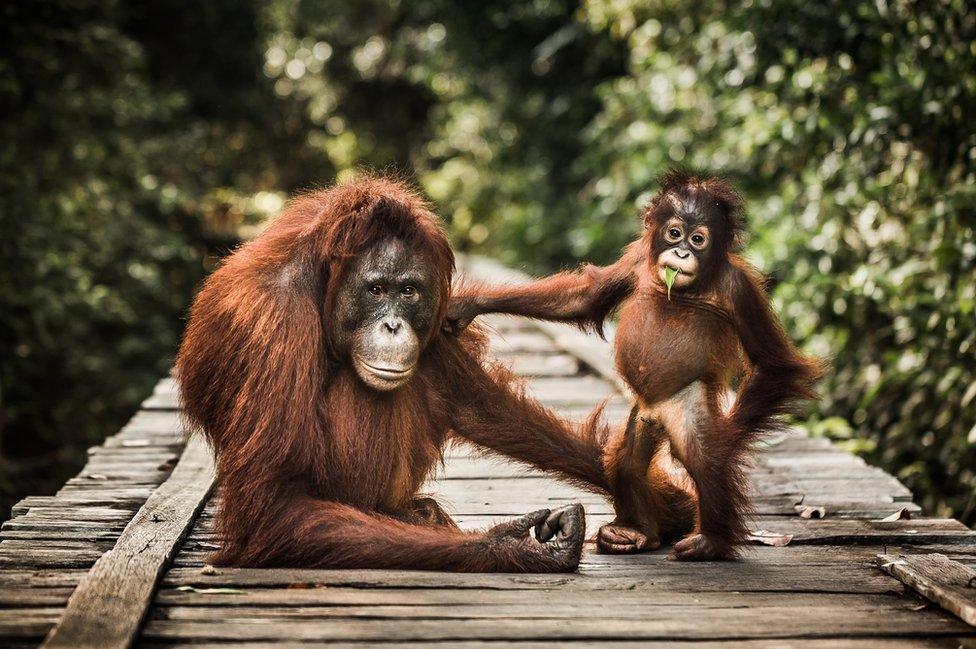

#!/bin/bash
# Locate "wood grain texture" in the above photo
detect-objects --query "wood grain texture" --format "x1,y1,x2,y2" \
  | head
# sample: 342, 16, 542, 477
879, 553, 976, 627
40, 435, 214, 649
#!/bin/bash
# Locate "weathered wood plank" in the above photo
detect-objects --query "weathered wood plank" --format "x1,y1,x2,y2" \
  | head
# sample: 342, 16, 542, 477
502, 353, 580, 377
141, 373, 621, 409
41, 435, 214, 649
160, 564, 904, 594
486, 331, 560, 354
169, 542, 976, 571
183, 494, 918, 522
139, 608, 971, 642
0, 588, 75, 607
152, 589, 900, 608
878, 553, 976, 627
139, 641, 976, 649
0, 569, 89, 588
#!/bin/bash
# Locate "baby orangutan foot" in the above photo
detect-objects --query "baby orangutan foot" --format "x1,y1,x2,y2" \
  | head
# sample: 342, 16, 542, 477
597, 522, 661, 554
671, 533, 735, 561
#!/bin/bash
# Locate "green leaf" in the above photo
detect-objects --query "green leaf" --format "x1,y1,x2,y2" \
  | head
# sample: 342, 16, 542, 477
664, 267, 679, 300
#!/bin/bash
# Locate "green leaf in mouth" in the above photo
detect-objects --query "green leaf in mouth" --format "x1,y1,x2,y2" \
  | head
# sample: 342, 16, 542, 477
664, 266, 680, 300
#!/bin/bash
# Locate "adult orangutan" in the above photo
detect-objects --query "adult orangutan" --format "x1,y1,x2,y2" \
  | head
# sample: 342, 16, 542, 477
447, 170, 824, 560
176, 176, 637, 572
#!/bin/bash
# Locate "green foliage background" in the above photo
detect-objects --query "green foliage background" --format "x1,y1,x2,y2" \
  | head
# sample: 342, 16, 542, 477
2, 0, 973, 525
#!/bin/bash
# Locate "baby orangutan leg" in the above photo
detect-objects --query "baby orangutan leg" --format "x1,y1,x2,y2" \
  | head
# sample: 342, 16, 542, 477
670, 440, 744, 562
662, 383, 746, 561
598, 408, 671, 554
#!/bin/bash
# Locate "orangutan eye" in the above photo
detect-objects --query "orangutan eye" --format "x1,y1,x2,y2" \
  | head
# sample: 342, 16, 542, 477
691, 233, 707, 247
368, 284, 384, 296
666, 227, 682, 241
401, 285, 417, 297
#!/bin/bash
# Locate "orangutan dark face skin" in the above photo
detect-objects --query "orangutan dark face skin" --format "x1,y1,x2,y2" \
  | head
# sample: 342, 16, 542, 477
332, 237, 440, 391
652, 192, 726, 292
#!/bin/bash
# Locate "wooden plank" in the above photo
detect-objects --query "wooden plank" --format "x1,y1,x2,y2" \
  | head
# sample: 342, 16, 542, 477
140, 371, 620, 409
139, 641, 976, 649
0, 570, 90, 588
161, 564, 905, 594
40, 435, 214, 649
0, 587, 75, 607
158, 600, 920, 621
152, 589, 899, 608
139, 608, 971, 642
486, 331, 559, 354
477, 313, 537, 332
169, 543, 976, 572
513, 515, 969, 546
504, 353, 579, 377
878, 553, 976, 627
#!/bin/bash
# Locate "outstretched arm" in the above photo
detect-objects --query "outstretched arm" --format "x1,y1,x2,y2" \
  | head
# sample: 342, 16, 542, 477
448, 360, 612, 495
448, 244, 643, 336
726, 259, 824, 439
432, 335, 611, 494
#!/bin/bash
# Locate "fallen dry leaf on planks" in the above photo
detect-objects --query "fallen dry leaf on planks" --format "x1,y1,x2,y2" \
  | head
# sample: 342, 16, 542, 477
880, 559, 907, 569
748, 530, 794, 547
795, 505, 826, 519
877, 507, 912, 522
176, 585, 248, 595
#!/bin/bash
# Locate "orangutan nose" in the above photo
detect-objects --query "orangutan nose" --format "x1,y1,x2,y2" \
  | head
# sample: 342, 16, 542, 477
674, 248, 691, 259
382, 318, 403, 334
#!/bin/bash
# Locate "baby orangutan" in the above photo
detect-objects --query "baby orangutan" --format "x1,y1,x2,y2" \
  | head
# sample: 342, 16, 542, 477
448, 170, 823, 560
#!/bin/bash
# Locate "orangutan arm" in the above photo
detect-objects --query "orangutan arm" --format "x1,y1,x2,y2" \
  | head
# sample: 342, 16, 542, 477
211, 481, 584, 573
441, 346, 612, 495
448, 245, 643, 337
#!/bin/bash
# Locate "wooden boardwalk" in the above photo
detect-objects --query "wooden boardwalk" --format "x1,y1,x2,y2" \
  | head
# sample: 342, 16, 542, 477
2, 256, 976, 648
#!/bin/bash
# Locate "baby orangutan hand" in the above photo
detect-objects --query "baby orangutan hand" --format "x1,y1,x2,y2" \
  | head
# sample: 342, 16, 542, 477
443, 295, 481, 336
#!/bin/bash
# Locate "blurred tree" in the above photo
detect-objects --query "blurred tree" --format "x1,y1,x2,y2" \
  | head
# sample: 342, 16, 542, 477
572, 0, 976, 524
257, 0, 625, 268
0, 0, 330, 518
1, 0, 973, 527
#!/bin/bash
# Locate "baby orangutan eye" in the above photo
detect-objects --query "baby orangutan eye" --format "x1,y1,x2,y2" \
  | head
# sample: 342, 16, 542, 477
690, 233, 707, 248
666, 227, 682, 241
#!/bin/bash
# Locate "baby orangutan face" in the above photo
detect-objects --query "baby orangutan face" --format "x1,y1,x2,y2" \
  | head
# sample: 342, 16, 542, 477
656, 217, 711, 290
649, 187, 731, 293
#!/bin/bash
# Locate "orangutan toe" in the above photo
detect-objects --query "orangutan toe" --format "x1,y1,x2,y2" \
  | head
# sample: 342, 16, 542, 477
597, 523, 658, 554
671, 533, 733, 561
